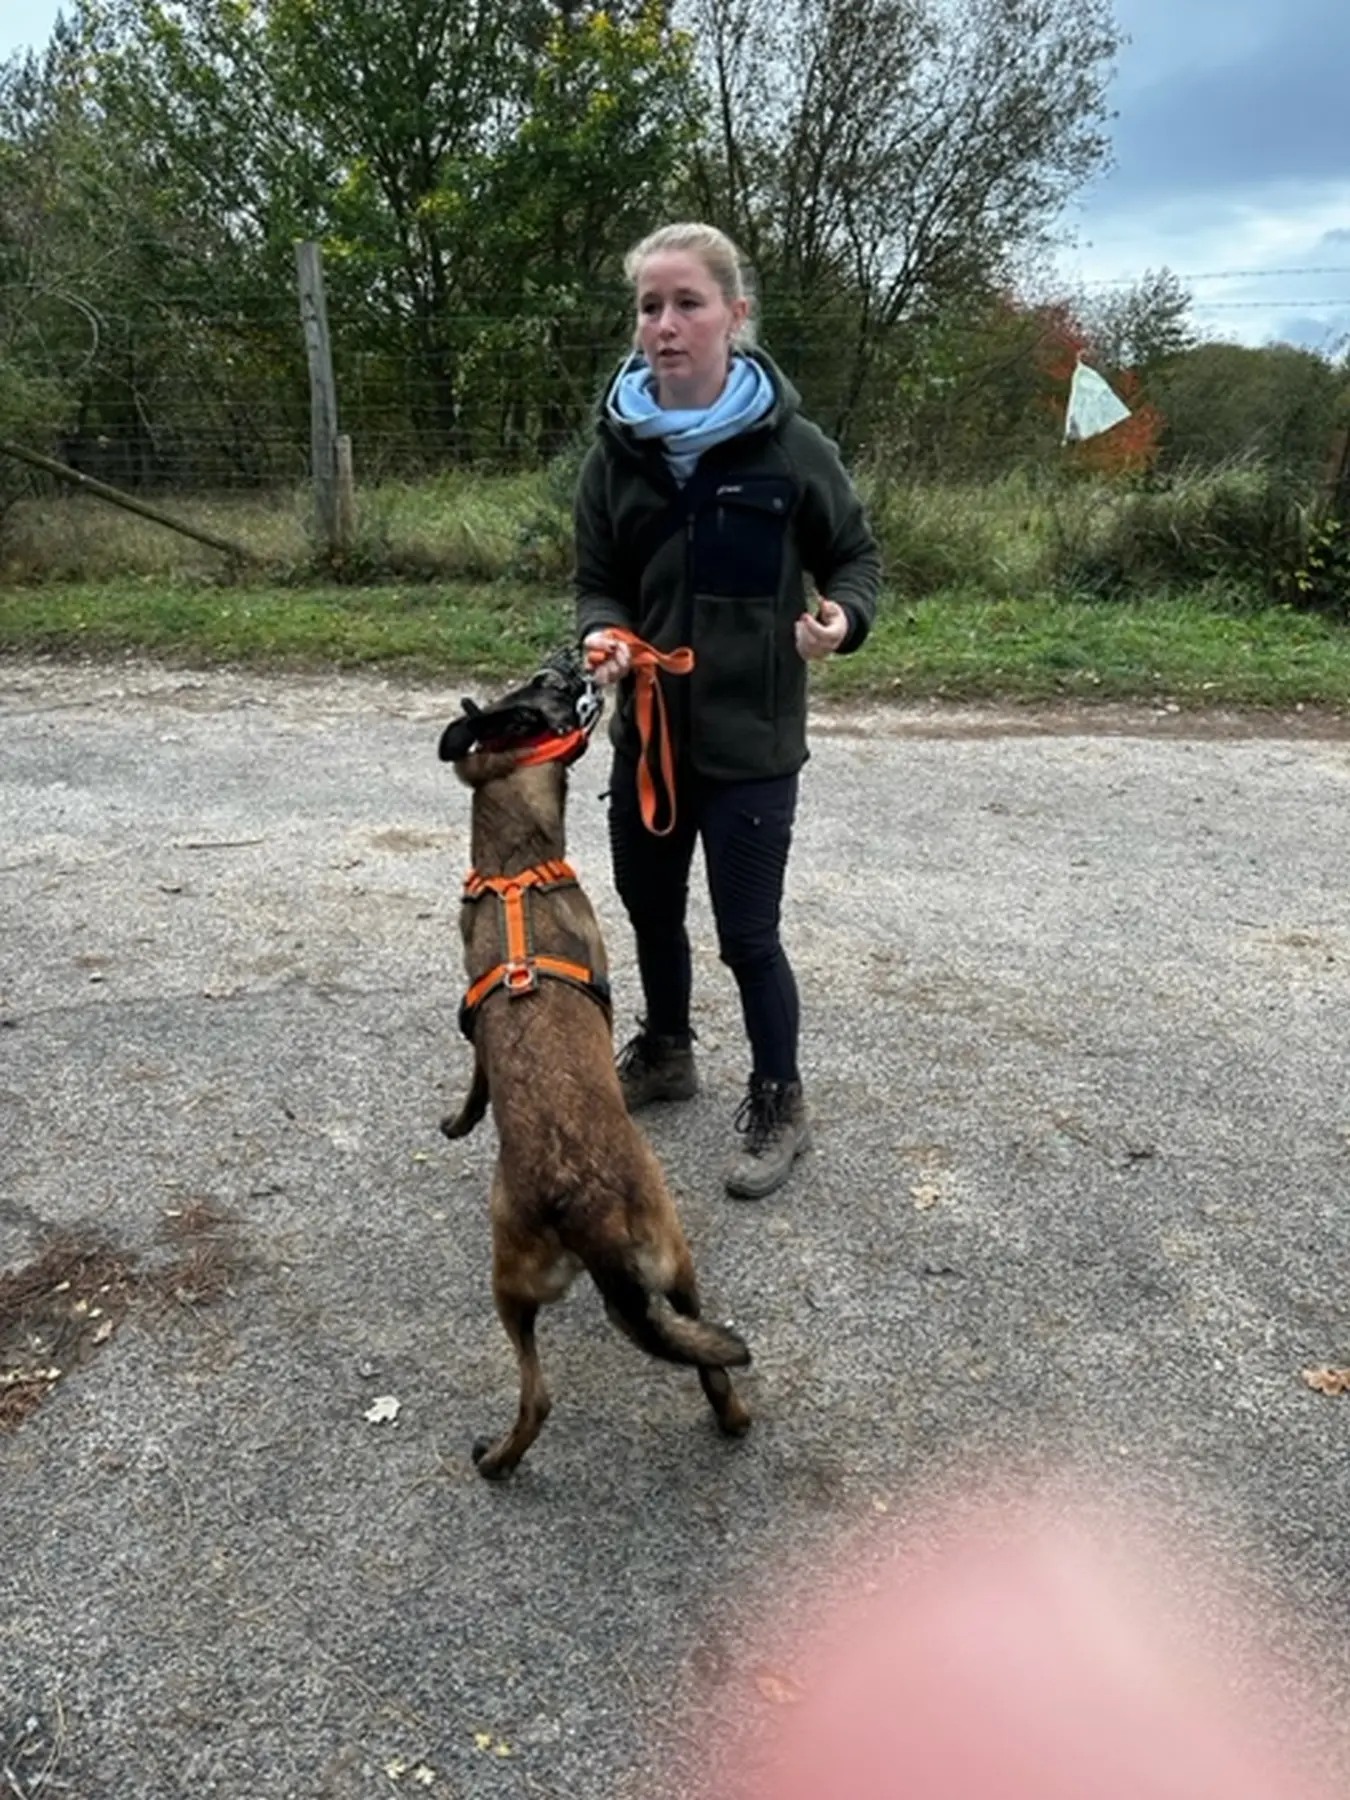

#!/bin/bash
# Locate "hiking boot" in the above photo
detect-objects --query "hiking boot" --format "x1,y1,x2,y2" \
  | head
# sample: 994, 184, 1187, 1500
724, 1076, 811, 1200
616, 1021, 698, 1112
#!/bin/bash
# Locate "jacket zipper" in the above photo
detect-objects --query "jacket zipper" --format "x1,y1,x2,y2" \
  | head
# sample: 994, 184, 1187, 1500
685, 513, 696, 645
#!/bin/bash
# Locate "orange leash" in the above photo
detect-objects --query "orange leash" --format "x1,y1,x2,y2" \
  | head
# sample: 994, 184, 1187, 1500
587, 629, 695, 836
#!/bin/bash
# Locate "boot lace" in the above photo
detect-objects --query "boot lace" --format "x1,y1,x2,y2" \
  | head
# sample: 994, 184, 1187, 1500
616, 1019, 693, 1078
616, 1022, 658, 1080
733, 1081, 788, 1157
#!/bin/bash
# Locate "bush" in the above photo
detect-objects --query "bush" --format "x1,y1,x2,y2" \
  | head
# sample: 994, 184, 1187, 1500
0, 366, 68, 525
1283, 512, 1350, 619
860, 469, 1057, 599
508, 439, 589, 585
1051, 463, 1306, 602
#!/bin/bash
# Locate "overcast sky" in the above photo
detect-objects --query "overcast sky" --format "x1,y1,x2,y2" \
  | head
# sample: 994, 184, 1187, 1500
3, 0, 1347, 353
1054, 0, 1350, 351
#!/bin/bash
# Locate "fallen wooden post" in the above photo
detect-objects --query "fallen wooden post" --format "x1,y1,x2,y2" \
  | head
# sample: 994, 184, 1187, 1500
0, 438, 262, 564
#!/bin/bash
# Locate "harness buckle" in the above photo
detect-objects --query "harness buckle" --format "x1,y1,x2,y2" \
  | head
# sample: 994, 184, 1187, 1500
503, 961, 537, 995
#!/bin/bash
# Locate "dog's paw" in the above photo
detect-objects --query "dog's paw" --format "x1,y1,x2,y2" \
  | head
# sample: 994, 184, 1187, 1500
717, 1405, 753, 1439
472, 1436, 513, 1480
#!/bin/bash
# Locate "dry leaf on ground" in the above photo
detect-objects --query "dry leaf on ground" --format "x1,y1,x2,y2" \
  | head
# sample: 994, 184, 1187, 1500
1302, 1367, 1350, 1396
472, 1733, 512, 1757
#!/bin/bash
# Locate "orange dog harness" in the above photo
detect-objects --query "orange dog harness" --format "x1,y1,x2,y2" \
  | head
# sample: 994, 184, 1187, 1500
458, 859, 611, 1040
587, 629, 694, 836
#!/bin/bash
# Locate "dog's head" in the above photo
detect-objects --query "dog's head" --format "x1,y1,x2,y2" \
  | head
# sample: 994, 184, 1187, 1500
438, 646, 604, 781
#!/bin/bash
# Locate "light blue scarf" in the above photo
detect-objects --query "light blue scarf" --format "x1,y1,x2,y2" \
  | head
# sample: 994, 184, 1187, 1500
606, 353, 776, 484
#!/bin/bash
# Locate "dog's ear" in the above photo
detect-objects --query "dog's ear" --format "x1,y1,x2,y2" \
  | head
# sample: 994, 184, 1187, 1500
438, 714, 478, 762
439, 694, 482, 762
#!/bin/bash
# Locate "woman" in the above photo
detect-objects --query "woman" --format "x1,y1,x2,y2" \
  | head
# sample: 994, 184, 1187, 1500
575, 221, 881, 1200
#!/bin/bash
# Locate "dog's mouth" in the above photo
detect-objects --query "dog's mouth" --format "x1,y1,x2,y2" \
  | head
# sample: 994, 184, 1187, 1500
438, 648, 603, 766
456, 717, 549, 758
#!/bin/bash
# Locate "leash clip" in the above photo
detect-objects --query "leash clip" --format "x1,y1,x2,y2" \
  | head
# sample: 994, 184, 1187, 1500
575, 672, 603, 738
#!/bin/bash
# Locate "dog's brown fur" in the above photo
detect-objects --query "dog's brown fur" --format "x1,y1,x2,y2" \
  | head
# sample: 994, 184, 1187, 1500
443, 750, 750, 1479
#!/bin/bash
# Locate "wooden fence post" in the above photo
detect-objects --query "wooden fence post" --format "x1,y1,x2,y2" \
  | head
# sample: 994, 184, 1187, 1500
0, 438, 258, 563
295, 240, 347, 555
335, 432, 356, 552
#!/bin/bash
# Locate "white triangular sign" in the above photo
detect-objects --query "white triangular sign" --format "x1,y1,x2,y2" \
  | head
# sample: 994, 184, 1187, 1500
1064, 361, 1132, 443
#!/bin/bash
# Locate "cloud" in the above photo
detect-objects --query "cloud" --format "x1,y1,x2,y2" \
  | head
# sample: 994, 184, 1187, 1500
1051, 0, 1350, 348
1052, 187, 1350, 351
1110, 52, 1350, 201
1269, 311, 1350, 353
1099, 0, 1350, 204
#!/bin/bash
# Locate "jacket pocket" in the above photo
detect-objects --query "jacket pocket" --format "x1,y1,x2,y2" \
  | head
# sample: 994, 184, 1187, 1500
688, 590, 779, 772
691, 477, 795, 598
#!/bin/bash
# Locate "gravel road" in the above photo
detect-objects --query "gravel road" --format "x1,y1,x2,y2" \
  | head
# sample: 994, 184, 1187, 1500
2, 658, 1348, 1798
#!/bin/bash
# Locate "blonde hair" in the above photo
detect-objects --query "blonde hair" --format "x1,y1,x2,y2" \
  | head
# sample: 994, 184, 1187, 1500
623, 221, 758, 348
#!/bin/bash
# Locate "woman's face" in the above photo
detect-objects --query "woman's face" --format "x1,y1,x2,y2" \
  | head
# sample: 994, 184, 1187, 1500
634, 248, 748, 410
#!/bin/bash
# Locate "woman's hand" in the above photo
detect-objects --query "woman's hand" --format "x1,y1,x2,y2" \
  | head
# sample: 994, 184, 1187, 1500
583, 630, 633, 686
794, 596, 850, 662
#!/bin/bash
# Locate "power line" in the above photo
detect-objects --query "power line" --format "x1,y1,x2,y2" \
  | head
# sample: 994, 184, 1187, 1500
1075, 266, 1350, 288
1182, 266, 1350, 282
1190, 299, 1350, 312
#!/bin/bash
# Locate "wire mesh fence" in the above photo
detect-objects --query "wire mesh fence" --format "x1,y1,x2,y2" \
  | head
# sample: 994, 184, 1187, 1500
2, 278, 649, 497
0, 265, 958, 506
3, 263, 1348, 604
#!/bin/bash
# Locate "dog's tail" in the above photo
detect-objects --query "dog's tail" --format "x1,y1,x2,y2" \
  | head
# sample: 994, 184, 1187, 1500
587, 1254, 750, 1369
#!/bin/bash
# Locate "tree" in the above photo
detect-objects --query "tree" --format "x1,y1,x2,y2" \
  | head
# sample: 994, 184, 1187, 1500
0, 22, 236, 487
1077, 268, 1196, 376
1151, 342, 1345, 479
0, 0, 1132, 482
0, 38, 90, 465
675, 0, 1120, 449
457, 3, 695, 455
63, 0, 693, 465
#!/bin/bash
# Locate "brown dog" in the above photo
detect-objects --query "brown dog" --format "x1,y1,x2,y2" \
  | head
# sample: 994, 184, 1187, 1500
438, 653, 750, 1479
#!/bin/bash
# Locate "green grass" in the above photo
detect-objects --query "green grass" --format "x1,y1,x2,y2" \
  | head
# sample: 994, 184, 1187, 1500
4, 575, 1349, 711
815, 587, 1350, 707
0, 578, 573, 680
3, 466, 1347, 709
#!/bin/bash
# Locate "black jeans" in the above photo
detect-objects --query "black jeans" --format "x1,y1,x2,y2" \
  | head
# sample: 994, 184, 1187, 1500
607, 752, 801, 1085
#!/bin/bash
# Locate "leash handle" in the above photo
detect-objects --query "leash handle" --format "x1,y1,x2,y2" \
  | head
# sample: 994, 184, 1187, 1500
586, 630, 694, 836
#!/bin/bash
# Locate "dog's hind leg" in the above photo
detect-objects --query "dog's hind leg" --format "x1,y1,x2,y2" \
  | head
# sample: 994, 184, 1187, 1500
668, 1265, 752, 1439
473, 1179, 577, 1480
472, 1283, 551, 1480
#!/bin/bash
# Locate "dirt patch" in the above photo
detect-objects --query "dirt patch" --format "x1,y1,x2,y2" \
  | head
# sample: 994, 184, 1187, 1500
0, 1203, 248, 1433
148, 1199, 252, 1313
0, 1237, 136, 1432
811, 694, 1350, 741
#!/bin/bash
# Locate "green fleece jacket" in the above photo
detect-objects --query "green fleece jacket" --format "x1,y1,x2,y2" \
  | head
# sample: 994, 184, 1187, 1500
574, 350, 882, 781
